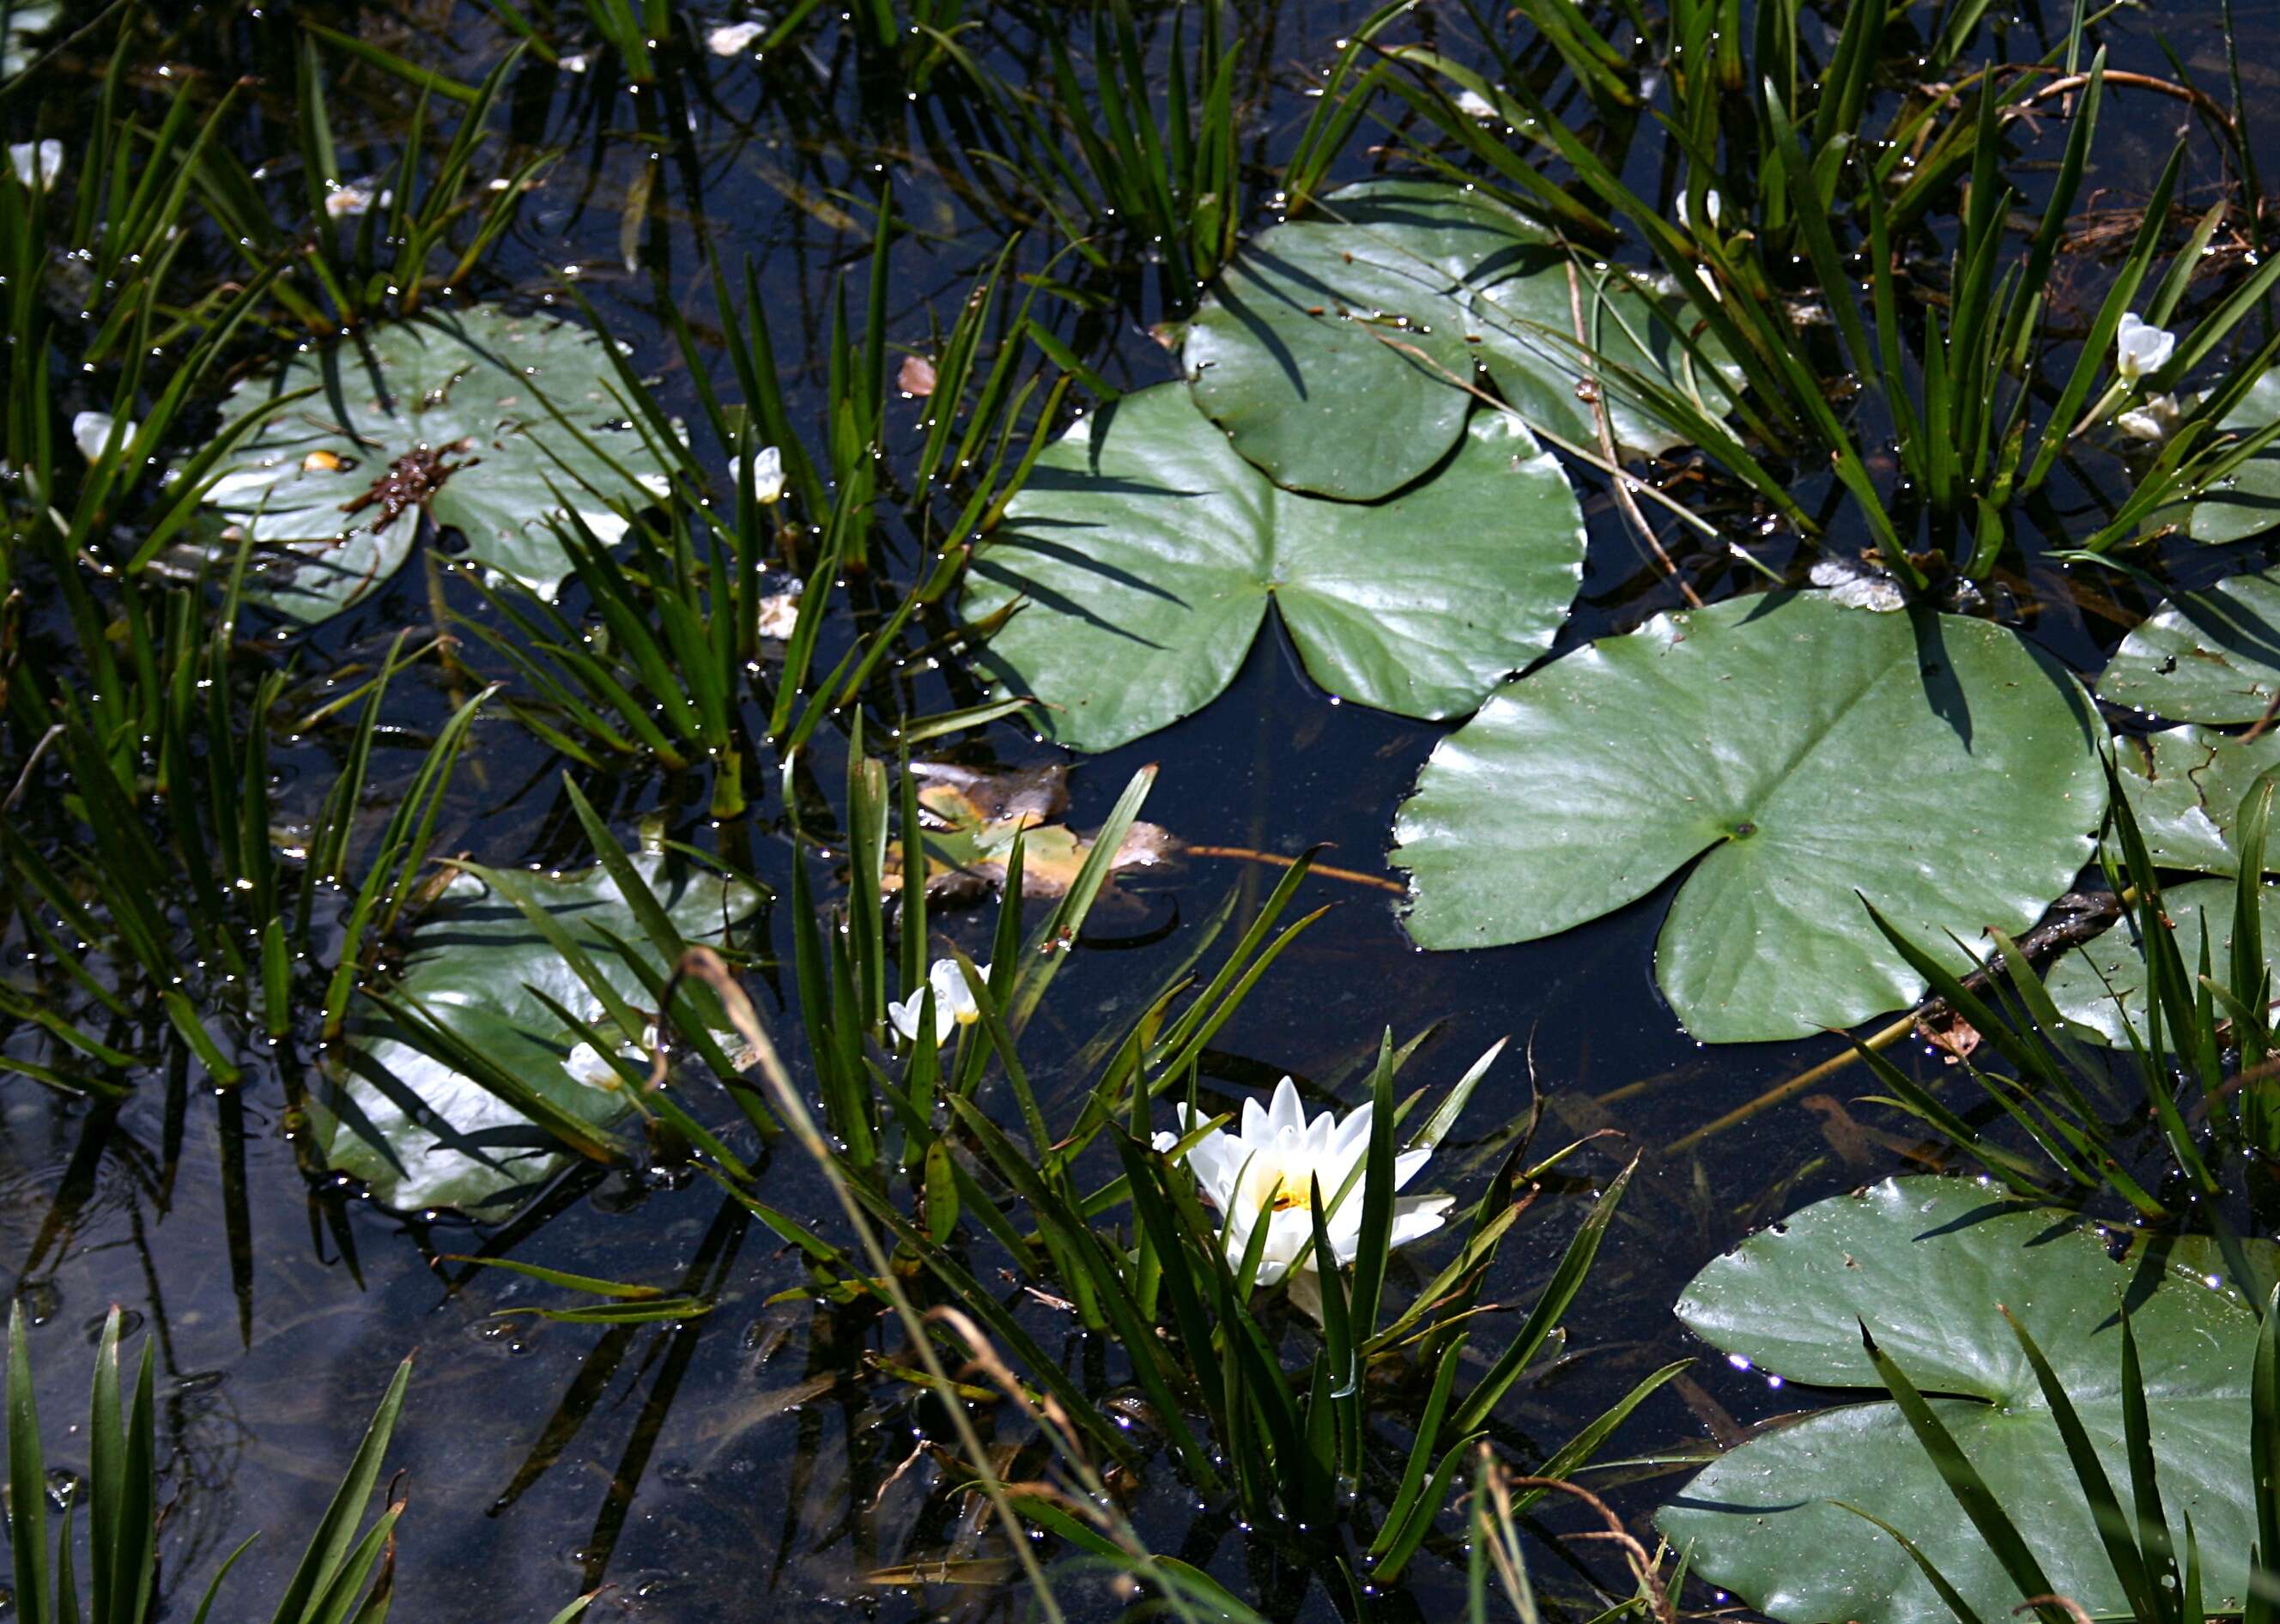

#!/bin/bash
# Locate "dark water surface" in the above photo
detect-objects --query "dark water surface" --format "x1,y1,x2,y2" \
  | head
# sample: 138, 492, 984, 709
5, 3, 2278, 1620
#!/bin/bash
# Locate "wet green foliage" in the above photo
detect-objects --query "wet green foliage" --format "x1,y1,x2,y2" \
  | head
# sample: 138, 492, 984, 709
19, 2, 2280, 1621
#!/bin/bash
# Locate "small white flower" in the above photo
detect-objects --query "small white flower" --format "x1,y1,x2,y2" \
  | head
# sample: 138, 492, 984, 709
755, 579, 803, 640
72, 410, 135, 464
565, 1023, 658, 1089
2116, 312, 2175, 383
2118, 391, 2184, 444
1152, 1076, 1452, 1287
887, 957, 988, 1046
1453, 88, 1497, 121
324, 179, 389, 220
707, 21, 766, 55
560, 52, 590, 73
8, 139, 60, 191
1675, 187, 1721, 231
748, 444, 785, 505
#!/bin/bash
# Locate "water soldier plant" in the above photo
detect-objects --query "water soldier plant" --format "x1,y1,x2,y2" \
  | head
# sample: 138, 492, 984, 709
16, 3, 2280, 1621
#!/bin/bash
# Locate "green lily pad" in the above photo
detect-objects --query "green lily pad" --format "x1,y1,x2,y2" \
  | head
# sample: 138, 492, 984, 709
2096, 569, 2280, 724
2116, 724, 2280, 876
322, 851, 760, 1212
1390, 592, 2108, 1042
2182, 368, 2280, 544
207, 305, 672, 625
1659, 1176, 2273, 1624
2041, 876, 2280, 1046
1182, 178, 1729, 500
961, 382, 1586, 753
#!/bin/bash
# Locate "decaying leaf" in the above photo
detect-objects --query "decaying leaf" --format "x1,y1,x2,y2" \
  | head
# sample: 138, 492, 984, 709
881, 761, 1179, 901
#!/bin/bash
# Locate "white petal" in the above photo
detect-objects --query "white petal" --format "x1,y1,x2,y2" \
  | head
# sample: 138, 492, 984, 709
1267, 1076, 1305, 1135
755, 586, 802, 639
8, 140, 61, 191
1239, 1094, 1270, 1145
1389, 1195, 1455, 1250
1330, 1101, 1373, 1157
324, 180, 382, 220
73, 411, 130, 464
565, 1042, 612, 1087
1391, 1147, 1432, 1191
1186, 1136, 1240, 1205
706, 21, 767, 55
2116, 312, 2175, 381
749, 445, 785, 504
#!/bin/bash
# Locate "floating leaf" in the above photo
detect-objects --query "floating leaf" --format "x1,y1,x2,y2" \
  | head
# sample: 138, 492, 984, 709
2096, 568, 2280, 724
962, 382, 1585, 753
2115, 724, 2280, 876
322, 851, 760, 1212
1182, 178, 1728, 500
207, 305, 673, 624
2180, 368, 2280, 544
1390, 593, 2107, 1042
2042, 875, 2280, 1045
1660, 1177, 2274, 1624
883, 762, 1179, 901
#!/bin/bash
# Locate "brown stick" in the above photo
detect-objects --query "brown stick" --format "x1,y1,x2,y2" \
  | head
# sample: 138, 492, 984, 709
1663, 1012, 1919, 1158
1566, 260, 1701, 609
1183, 844, 1407, 895
2011, 68, 2237, 136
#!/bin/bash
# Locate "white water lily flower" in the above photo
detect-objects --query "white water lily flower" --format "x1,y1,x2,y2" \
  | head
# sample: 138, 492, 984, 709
2118, 391, 2184, 444
2116, 312, 2175, 382
1153, 1076, 1452, 1287
748, 444, 785, 504
72, 410, 135, 464
708, 21, 766, 55
887, 956, 988, 1046
8, 139, 60, 191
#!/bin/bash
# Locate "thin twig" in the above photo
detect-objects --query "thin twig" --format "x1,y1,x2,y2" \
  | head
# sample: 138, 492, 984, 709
2011, 68, 2238, 135
3, 724, 63, 814
1497, 1465, 1674, 1624
1662, 1013, 1917, 1158
1565, 260, 1701, 608
1184, 844, 1405, 895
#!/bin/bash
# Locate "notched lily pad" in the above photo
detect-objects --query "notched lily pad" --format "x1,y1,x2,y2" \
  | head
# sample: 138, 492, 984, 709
1660, 1176, 2273, 1624
321, 850, 760, 1213
1390, 592, 2108, 1042
961, 381, 1586, 753
2097, 568, 2280, 725
2178, 368, 2280, 544
206, 304, 673, 625
1183, 177, 1731, 500
2042, 875, 2280, 1046
2115, 724, 2280, 876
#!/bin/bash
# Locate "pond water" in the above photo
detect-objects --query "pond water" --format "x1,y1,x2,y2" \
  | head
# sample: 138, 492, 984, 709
3, 2, 2277, 1621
